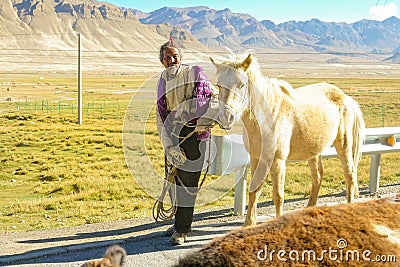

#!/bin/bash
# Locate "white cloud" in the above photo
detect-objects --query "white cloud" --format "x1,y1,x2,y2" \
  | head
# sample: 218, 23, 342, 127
369, 2, 399, 21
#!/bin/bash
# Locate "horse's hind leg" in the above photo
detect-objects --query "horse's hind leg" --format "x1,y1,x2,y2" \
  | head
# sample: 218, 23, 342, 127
334, 97, 364, 202
334, 137, 359, 203
270, 158, 286, 217
307, 155, 323, 206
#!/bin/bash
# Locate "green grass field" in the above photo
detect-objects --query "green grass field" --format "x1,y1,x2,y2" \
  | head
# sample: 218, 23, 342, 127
0, 74, 399, 233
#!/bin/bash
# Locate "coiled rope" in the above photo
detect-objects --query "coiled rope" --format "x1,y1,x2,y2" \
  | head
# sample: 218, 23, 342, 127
152, 160, 178, 221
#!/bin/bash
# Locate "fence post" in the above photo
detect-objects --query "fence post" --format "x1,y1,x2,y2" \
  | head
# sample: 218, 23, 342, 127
100, 104, 104, 120
118, 103, 120, 119
77, 32, 82, 124
86, 103, 90, 117
234, 166, 247, 216
369, 154, 381, 194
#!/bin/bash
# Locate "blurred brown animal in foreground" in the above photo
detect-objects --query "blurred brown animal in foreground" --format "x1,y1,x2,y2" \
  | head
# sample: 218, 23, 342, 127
175, 195, 400, 267
81, 244, 126, 267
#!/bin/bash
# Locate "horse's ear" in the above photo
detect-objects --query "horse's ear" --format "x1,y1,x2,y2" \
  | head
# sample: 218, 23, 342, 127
241, 54, 252, 71
210, 57, 219, 67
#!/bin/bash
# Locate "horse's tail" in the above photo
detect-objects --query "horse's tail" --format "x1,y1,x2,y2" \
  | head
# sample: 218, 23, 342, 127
344, 96, 365, 167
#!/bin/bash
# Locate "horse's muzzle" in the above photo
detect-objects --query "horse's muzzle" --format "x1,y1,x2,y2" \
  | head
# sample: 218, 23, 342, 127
218, 106, 236, 130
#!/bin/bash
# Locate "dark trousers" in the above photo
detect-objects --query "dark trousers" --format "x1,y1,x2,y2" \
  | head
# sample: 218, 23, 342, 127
169, 125, 205, 234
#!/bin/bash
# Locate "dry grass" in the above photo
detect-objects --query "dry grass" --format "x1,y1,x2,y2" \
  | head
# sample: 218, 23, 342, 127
0, 113, 147, 232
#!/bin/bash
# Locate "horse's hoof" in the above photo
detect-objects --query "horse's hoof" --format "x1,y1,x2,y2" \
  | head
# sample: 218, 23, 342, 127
243, 221, 256, 227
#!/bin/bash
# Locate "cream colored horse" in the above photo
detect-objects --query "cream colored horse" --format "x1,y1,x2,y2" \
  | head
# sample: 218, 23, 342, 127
211, 53, 365, 226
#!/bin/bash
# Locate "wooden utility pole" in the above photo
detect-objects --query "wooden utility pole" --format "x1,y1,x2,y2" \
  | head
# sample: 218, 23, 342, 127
77, 32, 82, 124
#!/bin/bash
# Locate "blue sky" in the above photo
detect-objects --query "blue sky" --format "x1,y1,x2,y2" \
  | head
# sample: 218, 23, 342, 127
107, 0, 399, 23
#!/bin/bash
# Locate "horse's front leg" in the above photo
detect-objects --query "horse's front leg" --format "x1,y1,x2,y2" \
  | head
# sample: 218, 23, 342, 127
244, 159, 262, 226
271, 158, 286, 217
307, 155, 323, 206
243, 187, 262, 226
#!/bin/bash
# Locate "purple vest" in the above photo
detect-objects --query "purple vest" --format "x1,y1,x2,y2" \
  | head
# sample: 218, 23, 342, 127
157, 65, 212, 140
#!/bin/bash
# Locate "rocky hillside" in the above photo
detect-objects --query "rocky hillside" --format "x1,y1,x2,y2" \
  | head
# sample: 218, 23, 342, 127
0, 0, 210, 72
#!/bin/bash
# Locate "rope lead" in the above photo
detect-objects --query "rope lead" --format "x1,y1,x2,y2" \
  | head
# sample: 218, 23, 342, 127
153, 127, 212, 222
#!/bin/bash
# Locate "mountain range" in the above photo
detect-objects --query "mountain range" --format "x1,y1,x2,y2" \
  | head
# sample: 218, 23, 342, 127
1, 0, 399, 72
137, 6, 400, 55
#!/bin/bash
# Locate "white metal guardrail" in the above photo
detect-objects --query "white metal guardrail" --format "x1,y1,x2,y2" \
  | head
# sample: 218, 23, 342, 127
208, 127, 400, 215
207, 134, 250, 216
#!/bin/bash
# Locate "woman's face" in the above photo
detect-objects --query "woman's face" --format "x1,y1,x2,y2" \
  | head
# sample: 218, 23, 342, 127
161, 47, 181, 68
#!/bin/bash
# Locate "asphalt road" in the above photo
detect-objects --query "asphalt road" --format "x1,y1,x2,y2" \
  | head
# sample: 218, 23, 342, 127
0, 207, 251, 267
2, 225, 236, 267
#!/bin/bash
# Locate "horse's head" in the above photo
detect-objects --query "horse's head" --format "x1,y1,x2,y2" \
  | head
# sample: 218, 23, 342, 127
210, 54, 253, 130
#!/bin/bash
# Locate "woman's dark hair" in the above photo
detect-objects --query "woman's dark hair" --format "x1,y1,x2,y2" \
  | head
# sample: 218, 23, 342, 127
159, 39, 182, 62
